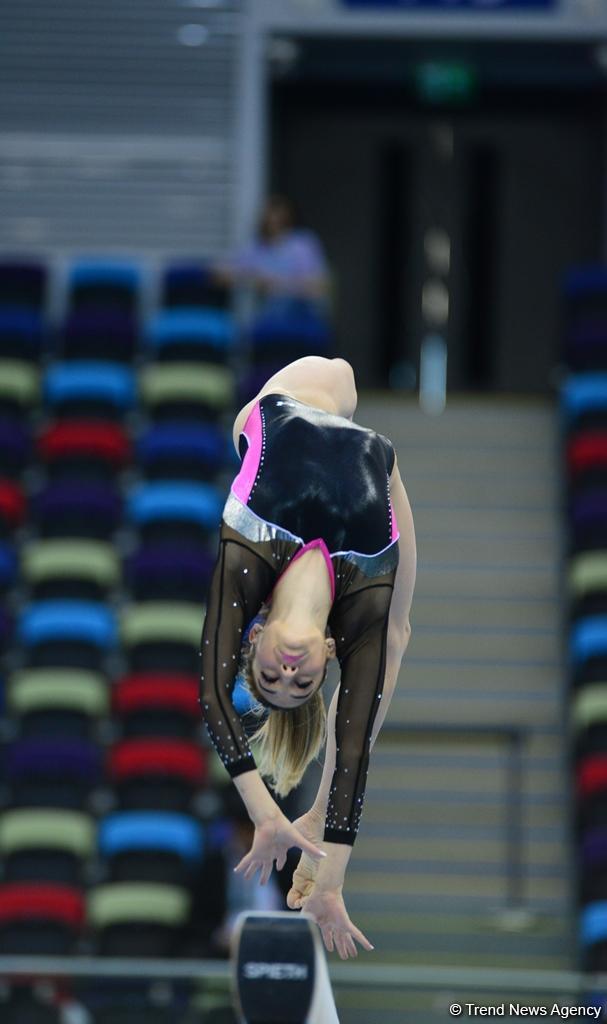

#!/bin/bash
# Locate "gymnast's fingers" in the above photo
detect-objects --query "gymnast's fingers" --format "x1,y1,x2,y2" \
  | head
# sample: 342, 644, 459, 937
350, 922, 374, 951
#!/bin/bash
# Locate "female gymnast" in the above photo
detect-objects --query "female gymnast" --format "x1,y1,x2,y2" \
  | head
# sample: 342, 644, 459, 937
199, 356, 417, 960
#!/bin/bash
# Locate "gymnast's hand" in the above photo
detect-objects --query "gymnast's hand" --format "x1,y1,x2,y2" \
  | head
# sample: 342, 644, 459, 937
293, 884, 374, 960
232, 811, 326, 886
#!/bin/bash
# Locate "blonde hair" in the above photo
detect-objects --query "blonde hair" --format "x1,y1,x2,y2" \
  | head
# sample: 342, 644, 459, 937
239, 601, 329, 798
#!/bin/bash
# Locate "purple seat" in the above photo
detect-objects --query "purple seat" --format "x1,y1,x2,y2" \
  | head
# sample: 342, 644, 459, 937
582, 827, 607, 868
6, 738, 102, 781
33, 481, 122, 538
125, 544, 214, 601
0, 606, 11, 651
0, 418, 30, 477
61, 310, 138, 363
571, 489, 607, 529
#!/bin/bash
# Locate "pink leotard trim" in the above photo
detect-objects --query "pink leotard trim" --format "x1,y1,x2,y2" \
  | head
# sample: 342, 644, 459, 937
389, 497, 399, 542
232, 401, 262, 504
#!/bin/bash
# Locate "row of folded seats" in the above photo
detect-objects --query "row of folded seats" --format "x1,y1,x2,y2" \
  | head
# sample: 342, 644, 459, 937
0, 258, 247, 1023
561, 266, 607, 975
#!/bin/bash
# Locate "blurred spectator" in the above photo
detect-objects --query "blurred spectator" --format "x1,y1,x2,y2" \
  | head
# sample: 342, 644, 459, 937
213, 194, 330, 317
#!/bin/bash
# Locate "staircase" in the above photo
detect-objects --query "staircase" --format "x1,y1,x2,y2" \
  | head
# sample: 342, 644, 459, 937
324, 394, 573, 1023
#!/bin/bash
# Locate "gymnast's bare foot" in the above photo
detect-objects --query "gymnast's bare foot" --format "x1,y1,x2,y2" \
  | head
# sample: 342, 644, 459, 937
286, 807, 324, 910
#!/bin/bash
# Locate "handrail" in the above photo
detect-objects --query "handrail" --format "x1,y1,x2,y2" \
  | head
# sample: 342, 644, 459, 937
0, 955, 600, 997
376, 720, 550, 909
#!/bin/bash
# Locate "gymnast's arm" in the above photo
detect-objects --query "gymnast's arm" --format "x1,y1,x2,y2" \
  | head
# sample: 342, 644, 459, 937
199, 527, 284, 827
309, 456, 417, 887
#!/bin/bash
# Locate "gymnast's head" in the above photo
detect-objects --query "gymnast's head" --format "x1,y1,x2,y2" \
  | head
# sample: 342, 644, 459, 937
238, 600, 336, 797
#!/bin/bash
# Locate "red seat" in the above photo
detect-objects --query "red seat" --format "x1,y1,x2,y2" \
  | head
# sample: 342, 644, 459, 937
113, 673, 200, 716
578, 754, 607, 798
0, 479, 25, 528
38, 421, 130, 466
0, 882, 85, 928
568, 432, 607, 474
108, 738, 206, 785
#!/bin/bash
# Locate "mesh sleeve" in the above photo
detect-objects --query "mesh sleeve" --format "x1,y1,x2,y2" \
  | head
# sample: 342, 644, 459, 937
199, 528, 275, 779
324, 579, 395, 846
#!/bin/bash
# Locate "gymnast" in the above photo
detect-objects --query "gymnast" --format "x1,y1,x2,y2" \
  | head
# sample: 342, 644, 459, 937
199, 355, 417, 961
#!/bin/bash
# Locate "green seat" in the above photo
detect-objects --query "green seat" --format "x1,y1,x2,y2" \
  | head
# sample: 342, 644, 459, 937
88, 882, 190, 927
0, 808, 95, 856
571, 683, 607, 732
0, 359, 39, 405
8, 667, 108, 716
121, 601, 205, 647
21, 539, 120, 587
568, 552, 607, 597
140, 362, 234, 411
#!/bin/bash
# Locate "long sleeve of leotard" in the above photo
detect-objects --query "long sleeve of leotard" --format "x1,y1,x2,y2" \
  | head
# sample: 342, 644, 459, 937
323, 575, 396, 846
199, 524, 276, 779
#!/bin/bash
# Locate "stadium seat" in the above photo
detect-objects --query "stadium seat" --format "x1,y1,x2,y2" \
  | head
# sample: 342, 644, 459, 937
8, 667, 108, 739
112, 672, 200, 738
0, 881, 85, 954
37, 420, 131, 480
108, 738, 207, 811
124, 543, 214, 602
98, 810, 204, 883
44, 361, 136, 419
60, 309, 138, 363
0, 261, 48, 311
21, 539, 120, 601
0, 418, 31, 478
161, 260, 230, 310
5, 738, 103, 807
126, 480, 223, 543
0, 359, 39, 417
88, 880, 191, 956
0, 808, 95, 884
121, 601, 204, 673
0, 479, 26, 535
32, 480, 122, 539
0, 309, 46, 362
67, 259, 141, 316
136, 421, 227, 481
139, 362, 234, 422
146, 309, 235, 364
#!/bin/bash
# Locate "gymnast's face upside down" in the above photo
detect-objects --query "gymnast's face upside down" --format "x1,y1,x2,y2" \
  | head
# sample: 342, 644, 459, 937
247, 615, 336, 710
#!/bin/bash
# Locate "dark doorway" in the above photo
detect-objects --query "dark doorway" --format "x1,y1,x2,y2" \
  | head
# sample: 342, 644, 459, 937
269, 38, 605, 392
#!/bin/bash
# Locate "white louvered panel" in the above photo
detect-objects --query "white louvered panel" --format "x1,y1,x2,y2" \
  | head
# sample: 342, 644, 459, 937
0, 1, 242, 134
0, 0, 243, 254
0, 141, 234, 255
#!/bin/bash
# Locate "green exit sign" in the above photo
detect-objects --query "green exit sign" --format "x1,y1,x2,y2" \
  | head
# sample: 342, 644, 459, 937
415, 62, 478, 103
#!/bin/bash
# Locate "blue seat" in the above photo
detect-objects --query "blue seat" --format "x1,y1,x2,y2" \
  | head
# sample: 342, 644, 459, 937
99, 811, 204, 862
0, 542, 17, 590
560, 375, 607, 422
136, 422, 227, 473
68, 259, 141, 291
250, 306, 330, 348
44, 362, 135, 410
570, 616, 607, 666
146, 309, 235, 352
564, 266, 607, 298
581, 900, 607, 946
18, 600, 117, 649
0, 308, 46, 360
127, 481, 223, 529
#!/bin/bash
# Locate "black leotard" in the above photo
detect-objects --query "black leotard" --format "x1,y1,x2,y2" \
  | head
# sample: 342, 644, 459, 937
199, 393, 400, 846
